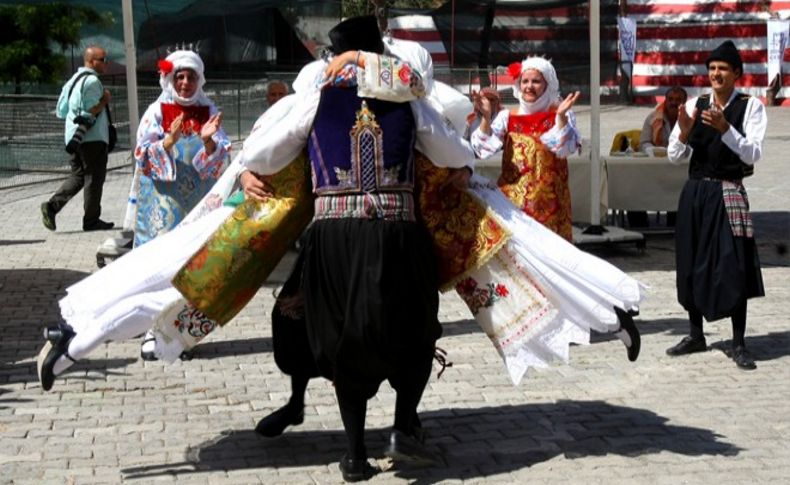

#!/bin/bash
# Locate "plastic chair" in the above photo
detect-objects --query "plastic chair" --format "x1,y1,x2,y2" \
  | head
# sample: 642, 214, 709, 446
609, 129, 642, 154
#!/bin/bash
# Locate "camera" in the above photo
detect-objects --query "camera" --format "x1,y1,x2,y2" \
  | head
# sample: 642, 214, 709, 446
65, 114, 96, 154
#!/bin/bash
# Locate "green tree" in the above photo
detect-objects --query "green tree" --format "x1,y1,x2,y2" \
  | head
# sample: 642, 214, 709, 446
0, 3, 111, 93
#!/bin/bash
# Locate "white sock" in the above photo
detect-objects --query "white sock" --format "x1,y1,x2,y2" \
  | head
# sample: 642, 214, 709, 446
141, 330, 157, 353
52, 354, 76, 376
614, 328, 632, 348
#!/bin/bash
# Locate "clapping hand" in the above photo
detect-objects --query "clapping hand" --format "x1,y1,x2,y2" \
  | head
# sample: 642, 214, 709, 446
201, 112, 223, 143
169, 113, 184, 142
676, 105, 698, 143
471, 90, 495, 121
700, 104, 729, 134
556, 91, 581, 127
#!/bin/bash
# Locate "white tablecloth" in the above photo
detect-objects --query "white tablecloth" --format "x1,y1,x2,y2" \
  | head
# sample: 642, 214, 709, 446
477, 153, 689, 224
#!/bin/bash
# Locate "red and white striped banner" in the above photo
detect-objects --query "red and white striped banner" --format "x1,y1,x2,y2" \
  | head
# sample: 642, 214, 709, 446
389, 15, 449, 64
628, 0, 790, 104
390, 2, 790, 105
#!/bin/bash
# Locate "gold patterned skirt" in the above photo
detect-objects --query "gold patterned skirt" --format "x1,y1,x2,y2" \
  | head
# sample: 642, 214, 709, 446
500, 132, 573, 241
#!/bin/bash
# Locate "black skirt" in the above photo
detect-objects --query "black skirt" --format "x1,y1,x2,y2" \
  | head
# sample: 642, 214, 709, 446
301, 217, 441, 399
675, 179, 764, 321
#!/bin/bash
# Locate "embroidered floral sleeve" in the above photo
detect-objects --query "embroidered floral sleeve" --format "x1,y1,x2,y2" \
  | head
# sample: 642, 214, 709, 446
192, 108, 231, 181
540, 110, 581, 159
134, 104, 176, 181
358, 51, 426, 102
470, 110, 509, 159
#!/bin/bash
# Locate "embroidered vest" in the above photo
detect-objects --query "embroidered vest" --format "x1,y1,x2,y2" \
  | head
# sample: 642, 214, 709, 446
308, 86, 416, 195
687, 93, 753, 180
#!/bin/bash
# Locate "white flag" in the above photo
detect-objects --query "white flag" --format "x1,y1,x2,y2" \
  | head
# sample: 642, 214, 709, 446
767, 19, 789, 86
618, 16, 637, 80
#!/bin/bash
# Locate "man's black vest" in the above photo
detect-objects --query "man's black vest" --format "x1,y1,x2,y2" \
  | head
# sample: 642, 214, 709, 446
687, 93, 753, 180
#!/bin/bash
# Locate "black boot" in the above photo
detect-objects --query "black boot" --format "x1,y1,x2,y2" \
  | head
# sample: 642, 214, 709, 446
339, 454, 377, 482
254, 402, 304, 437
37, 323, 77, 391
732, 346, 756, 370
666, 335, 707, 356
614, 307, 641, 362
384, 429, 441, 466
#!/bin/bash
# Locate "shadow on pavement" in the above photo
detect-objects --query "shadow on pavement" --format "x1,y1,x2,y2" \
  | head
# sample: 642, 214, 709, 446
121, 400, 740, 482
186, 337, 273, 359
0, 387, 32, 410
708, 330, 790, 363
0, 268, 89, 368
1, 358, 138, 398
753, 211, 790, 268
0, 239, 46, 247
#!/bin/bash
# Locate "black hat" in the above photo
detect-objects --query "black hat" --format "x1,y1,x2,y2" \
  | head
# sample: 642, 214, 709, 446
706, 40, 743, 73
328, 16, 384, 55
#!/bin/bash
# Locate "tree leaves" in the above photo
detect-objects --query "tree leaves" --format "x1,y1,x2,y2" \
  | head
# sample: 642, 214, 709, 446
0, 3, 112, 91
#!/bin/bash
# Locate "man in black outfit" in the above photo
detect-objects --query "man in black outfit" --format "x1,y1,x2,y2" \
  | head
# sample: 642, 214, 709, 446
664, 40, 766, 370
240, 15, 473, 482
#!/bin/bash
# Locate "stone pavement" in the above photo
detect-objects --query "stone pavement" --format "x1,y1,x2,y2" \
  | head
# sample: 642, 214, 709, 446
0, 107, 788, 485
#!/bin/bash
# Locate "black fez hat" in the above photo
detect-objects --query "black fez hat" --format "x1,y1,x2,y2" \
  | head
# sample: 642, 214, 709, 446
706, 40, 743, 73
328, 15, 385, 55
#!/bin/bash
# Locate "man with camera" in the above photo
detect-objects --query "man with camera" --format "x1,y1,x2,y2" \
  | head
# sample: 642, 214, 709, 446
41, 45, 114, 232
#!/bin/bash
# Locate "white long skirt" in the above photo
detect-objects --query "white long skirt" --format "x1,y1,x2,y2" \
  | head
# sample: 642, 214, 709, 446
457, 176, 646, 385
59, 159, 244, 363
58, 167, 644, 375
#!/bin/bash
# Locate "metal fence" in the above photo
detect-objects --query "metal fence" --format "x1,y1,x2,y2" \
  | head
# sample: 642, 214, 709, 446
0, 75, 300, 189
0, 66, 601, 189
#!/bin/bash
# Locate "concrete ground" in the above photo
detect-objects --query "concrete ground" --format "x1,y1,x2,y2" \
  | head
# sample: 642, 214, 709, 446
0, 106, 788, 484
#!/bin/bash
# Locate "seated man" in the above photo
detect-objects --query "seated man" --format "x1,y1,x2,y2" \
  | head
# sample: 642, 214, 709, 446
628, 85, 687, 227
639, 86, 688, 154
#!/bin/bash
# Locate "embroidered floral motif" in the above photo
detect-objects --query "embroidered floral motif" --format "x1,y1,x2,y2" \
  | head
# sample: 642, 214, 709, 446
415, 154, 510, 289
379, 56, 393, 86
380, 165, 402, 185
334, 166, 356, 188
455, 276, 509, 316
397, 63, 412, 85
174, 304, 217, 339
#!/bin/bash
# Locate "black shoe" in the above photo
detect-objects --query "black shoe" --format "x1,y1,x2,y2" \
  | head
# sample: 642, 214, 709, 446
666, 336, 707, 356
255, 403, 304, 437
339, 454, 377, 482
41, 202, 56, 231
384, 429, 441, 466
732, 346, 756, 370
614, 307, 641, 362
36, 323, 76, 391
179, 349, 195, 361
83, 219, 115, 231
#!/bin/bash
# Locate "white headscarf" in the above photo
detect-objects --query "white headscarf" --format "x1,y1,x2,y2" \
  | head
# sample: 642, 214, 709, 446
157, 50, 211, 106
512, 56, 560, 115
